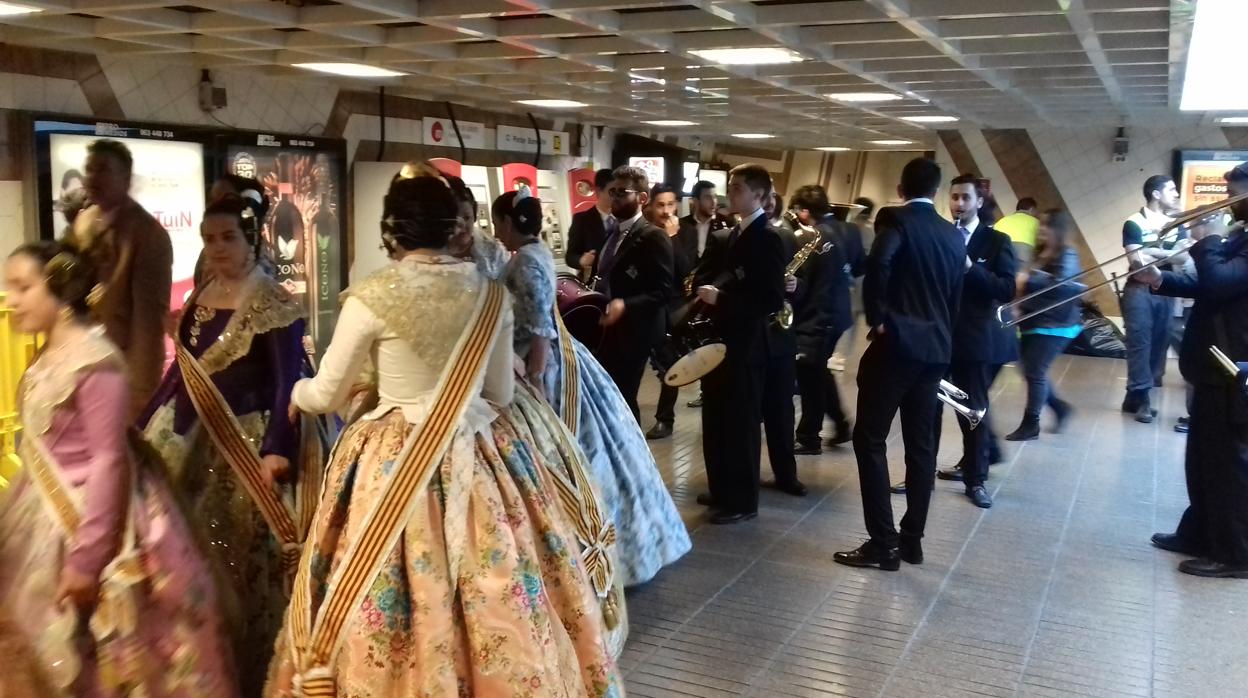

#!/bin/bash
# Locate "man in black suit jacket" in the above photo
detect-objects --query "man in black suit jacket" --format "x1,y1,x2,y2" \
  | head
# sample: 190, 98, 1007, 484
935, 174, 1018, 509
789, 185, 855, 454
564, 167, 615, 279
696, 164, 786, 524
834, 158, 966, 570
1141, 162, 1248, 578
595, 166, 674, 422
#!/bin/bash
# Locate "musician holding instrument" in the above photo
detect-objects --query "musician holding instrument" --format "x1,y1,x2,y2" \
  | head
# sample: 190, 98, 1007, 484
1137, 162, 1248, 579
834, 158, 965, 570
694, 164, 786, 525
758, 193, 805, 498
789, 185, 855, 455
934, 174, 1018, 510
1121, 175, 1185, 424
594, 166, 674, 422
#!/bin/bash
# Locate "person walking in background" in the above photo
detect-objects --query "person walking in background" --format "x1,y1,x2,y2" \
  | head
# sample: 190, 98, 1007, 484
1121, 175, 1183, 423
995, 197, 1040, 293
1006, 210, 1085, 441
65, 139, 173, 419
829, 196, 873, 372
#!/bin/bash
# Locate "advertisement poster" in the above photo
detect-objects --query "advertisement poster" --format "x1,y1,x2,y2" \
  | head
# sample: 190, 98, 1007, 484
567, 168, 597, 214
46, 131, 205, 313
628, 156, 665, 187
227, 136, 345, 351
1176, 149, 1248, 211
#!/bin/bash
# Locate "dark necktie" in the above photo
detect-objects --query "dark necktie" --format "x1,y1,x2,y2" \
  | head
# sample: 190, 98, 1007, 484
595, 217, 624, 294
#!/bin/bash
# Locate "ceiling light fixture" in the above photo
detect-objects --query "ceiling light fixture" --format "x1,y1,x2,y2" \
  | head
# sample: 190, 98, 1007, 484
732, 133, 775, 140
1218, 116, 1248, 124
293, 63, 404, 78
1182, 0, 1245, 110
644, 120, 699, 127
827, 92, 903, 103
0, 1, 40, 15
902, 115, 959, 123
515, 99, 587, 109
871, 139, 913, 146
816, 146, 850, 151
689, 47, 804, 66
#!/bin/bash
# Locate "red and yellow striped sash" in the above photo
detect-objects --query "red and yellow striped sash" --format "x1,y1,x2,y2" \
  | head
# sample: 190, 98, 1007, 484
289, 280, 505, 696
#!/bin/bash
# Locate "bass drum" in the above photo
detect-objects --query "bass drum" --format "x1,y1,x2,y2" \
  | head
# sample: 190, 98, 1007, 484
658, 315, 726, 387
556, 273, 608, 351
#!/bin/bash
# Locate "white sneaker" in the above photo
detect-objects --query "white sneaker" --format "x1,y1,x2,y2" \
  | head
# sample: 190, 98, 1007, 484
828, 354, 847, 372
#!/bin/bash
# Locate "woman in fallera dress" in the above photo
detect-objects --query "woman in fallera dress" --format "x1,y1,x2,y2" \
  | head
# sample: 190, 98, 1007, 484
0, 241, 236, 696
266, 175, 621, 696
137, 196, 315, 694
492, 189, 691, 587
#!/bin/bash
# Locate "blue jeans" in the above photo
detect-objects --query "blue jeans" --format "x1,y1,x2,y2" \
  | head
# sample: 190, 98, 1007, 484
1020, 333, 1074, 419
1121, 281, 1172, 394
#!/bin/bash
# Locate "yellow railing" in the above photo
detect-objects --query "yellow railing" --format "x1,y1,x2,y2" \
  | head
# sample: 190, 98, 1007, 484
0, 296, 40, 487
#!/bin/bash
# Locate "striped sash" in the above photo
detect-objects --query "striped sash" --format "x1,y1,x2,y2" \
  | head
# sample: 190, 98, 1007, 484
553, 305, 580, 433
288, 280, 506, 696
174, 341, 305, 576
22, 436, 81, 537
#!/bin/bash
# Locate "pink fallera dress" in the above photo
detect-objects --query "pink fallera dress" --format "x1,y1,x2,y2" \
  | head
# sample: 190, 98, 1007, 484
0, 328, 238, 697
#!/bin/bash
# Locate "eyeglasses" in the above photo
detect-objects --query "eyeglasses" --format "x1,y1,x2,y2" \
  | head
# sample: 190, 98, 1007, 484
607, 188, 641, 199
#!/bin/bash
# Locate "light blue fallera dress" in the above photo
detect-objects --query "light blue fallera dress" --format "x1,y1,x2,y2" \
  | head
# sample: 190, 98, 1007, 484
502, 241, 692, 586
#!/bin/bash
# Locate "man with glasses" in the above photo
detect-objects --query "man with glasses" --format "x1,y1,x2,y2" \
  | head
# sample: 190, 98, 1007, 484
594, 166, 675, 422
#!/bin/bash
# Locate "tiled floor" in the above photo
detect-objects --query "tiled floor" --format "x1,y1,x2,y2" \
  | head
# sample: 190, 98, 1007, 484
620, 339, 1248, 697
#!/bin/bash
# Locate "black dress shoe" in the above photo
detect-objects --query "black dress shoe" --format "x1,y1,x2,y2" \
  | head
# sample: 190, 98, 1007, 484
826, 421, 853, 446
794, 441, 822, 456
936, 465, 965, 482
645, 422, 673, 440
1151, 532, 1199, 555
1174, 416, 1190, 434
695, 493, 716, 507
1178, 557, 1248, 578
710, 510, 757, 525
967, 485, 993, 509
1005, 420, 1040, 441
764, 479, 808, 497
899, 537, 923, 565
890, 481, 907, 494
833, 541, 900, 571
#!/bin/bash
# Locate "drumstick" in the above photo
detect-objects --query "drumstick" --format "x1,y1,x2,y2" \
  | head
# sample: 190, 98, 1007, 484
1210, 345, 1239, 378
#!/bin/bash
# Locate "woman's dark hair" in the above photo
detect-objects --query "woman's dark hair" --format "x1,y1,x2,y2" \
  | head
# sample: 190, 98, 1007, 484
444, 175, 476, 209
382, 176, 459, 253
1039, 208, 1072, 257
10, 240, 97, 317
203, 195, 264, 248
60, 168, 83, 190
491, 190, 518, 224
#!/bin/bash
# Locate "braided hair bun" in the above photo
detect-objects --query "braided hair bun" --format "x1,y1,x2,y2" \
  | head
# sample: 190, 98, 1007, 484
10, 241, 99, 316
382, 175, 459, 253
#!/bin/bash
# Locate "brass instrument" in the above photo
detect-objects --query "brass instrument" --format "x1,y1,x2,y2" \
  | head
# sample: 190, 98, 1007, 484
997, 192, 1248, 328
938, 380, 985, 430
775, 211, 833, 329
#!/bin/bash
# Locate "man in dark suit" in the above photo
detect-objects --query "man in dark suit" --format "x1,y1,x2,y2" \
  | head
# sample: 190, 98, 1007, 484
934, 173, 1018, 509
760, 193, 804, 496
1142, 162, 1248, 578
564, 167, 615, 280
595, 166, 675, 422
834, 157, 966, 570
789, 185, 855, 455
648, 180, 730, 438
696, 164, 787, 524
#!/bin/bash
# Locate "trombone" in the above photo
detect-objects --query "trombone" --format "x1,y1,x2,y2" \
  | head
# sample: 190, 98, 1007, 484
938, 381, 985, 430
996, 192, 1248, 328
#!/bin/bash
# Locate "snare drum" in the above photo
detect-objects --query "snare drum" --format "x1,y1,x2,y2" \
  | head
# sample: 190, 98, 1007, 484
556, 273, 608, 350
660, 315, 726, 387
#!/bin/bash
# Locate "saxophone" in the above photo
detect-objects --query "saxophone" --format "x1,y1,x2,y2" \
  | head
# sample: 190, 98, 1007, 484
775, 212, 833, 329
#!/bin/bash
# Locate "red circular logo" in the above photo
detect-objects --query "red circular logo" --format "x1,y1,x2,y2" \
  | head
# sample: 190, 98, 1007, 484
431, 121, 444, 143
